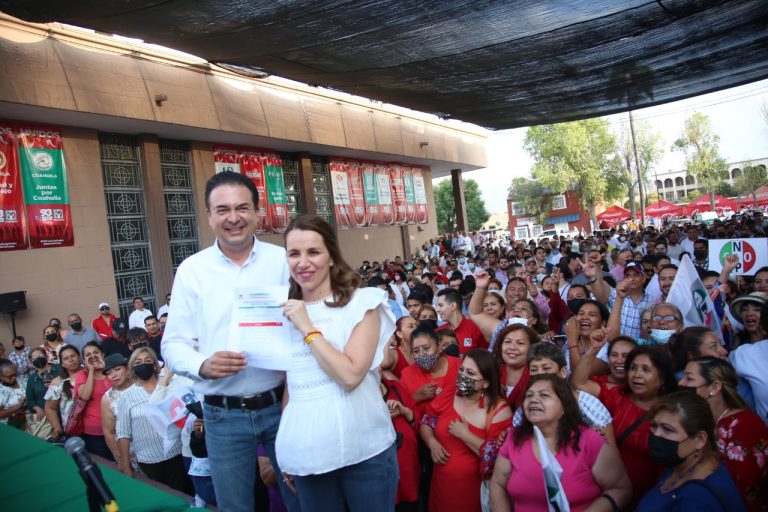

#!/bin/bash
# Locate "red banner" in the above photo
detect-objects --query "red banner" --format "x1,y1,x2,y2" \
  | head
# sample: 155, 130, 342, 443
412, 167, 429, 224
213, 144, 241, 174
18, 124, 74, 248
239, 149, 271, 234
0, 123, 28, 251
390, 164, 408, 225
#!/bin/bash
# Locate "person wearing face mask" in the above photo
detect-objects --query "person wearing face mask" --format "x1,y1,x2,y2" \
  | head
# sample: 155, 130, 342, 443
420, 349, 512, 512
8, 335, 32, 389
693, 238, 710, 270
117, 346, 193, 494
74, 341, 114, 459
49, 317, 69, 341
0, 359, 27, 429
647, 303, 684, 347
42, 324, 64, 365
637, 392, 746, 512
63, 313, 100, 355
25, 346, 59, 439
44, 344, 81, 442
678, 357, 767, 511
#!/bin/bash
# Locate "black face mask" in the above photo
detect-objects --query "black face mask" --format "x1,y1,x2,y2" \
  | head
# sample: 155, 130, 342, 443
32, 356, 47, 369
442, 343, 460, 358
1, 378, 16, 387
45, 333, 58, 342
677, 385, 701, 395
133, 363, 155, 381
419, 319, 438, 331
693, 249, 707, 259
648, 433, 688, 467
567, 299, 587, 316
70, 322, 82, 331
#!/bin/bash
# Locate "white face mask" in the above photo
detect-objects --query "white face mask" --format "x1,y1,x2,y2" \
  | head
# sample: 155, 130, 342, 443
536, 273, 547, 283
507, 317, 528, 326
649, 329, 676, 344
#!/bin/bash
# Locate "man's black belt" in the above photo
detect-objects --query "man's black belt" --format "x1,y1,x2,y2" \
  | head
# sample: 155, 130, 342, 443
204, 383, 284, 410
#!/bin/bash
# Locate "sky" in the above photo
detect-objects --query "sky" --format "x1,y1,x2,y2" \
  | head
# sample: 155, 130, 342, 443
437, 79, 768, 213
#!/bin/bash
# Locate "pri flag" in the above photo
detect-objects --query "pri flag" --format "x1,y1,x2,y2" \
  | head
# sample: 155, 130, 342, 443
667, 255, 723, 339
534, 426, 570, 512
390, 164, 408, 225
375, 163, 394, 226
17, 124, 74, 248
412, 167, 429, 224
239, 148, 271, 234
0, 123, 28, 251
330, 158, 354, 229
402, 166, 417, 224
262, 152, 289, 233
143, 379, 196, 457
361, 161, 381, 227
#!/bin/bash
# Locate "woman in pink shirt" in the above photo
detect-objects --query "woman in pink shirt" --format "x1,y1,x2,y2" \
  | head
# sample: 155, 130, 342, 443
74, 341, 113, 460
490, 375, 632, 512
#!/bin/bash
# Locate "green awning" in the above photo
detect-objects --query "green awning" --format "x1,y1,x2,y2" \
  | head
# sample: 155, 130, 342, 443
0, 425, 197, 511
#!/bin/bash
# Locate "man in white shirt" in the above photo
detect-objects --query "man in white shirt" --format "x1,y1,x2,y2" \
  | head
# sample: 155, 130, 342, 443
680, 226, 698, 256
127, 297, 153, 330
157, 292, 171, 318
162, 172, 298, 512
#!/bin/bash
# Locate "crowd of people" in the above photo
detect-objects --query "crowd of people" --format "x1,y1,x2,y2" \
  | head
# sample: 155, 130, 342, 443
1, 171, 767, 512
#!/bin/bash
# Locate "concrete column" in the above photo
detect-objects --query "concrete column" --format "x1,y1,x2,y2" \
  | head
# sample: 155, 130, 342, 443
451, 168, 468, 232
298, 152, 316, 215
138, 134, 173, 307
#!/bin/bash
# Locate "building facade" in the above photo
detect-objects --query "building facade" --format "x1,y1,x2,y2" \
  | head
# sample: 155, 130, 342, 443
507, 191, 591, 241
0, 15, 488, 339
652, 157, 768, 202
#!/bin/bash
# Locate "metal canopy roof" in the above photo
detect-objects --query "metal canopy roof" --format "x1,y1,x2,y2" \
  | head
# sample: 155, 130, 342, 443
2, 0, 767, 130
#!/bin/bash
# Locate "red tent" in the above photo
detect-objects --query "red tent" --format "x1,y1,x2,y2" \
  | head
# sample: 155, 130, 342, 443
596, 205, 631, 224
734, 185, 768, 208
684, 194, 737, 216
645, 200, 684, 218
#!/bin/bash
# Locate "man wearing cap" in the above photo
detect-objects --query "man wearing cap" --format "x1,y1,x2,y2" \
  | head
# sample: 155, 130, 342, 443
92, 303, 117, 341
590, 259, 654, 339
101, 318, 132, 358
162, 171, 297, 512
63, 313, 100, 354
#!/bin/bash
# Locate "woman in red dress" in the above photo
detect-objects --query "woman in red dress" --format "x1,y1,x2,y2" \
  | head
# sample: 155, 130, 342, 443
420, 349, 512, 512
400, 326, 461, 421
600, 345, 677, 508
679, 357, 768, 511
391, 316, 418, 379
380, 346, 420, 511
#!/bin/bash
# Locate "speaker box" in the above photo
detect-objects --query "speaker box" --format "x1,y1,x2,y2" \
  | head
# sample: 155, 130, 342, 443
0, 291, 26, 314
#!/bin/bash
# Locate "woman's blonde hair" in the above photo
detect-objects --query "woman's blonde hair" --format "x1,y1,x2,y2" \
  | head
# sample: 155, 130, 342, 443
127, 346, 159, 380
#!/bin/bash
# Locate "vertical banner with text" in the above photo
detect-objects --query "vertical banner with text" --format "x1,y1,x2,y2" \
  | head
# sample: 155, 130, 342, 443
402, 166, 417, 224
361, 161, 380, 227
330, 159, 353, 229
239, 149, 270, 234
18, 124, 73, 248
389, 164, 408, 225
0, 123, 28, 250
412, 167, 429, 224
263, 152, 289, 233
375, 163, 394, 226
346, 160, 367, 228
213, 144, 241, 174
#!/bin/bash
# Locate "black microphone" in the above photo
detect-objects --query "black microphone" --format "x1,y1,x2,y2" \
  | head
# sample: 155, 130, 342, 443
64, 437, 120, 512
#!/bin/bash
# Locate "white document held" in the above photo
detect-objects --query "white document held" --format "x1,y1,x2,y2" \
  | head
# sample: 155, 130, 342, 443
230, 286, 295, 370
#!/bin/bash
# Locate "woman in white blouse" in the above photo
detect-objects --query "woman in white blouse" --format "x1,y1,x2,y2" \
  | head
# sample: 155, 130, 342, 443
279, 214, 397, 512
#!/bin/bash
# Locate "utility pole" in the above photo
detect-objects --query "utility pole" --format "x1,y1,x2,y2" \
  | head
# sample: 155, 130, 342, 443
629, 111, 646, 224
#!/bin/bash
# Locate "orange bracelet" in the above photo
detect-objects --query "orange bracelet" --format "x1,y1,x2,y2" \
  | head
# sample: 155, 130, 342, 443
304, 331, 322, 345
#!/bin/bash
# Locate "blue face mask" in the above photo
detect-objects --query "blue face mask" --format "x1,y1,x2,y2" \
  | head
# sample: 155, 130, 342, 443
650, 329, 676, 344
468, 263, 475, 270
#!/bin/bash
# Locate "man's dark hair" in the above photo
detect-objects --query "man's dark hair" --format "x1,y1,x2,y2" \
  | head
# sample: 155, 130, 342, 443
407, 290, 428, 305
366, 276, 386, 288
144, 315, 158, 324
411, 283, 434, 304
127, 327, 148, 345
132, 296, 143, 303
459, 279, 476, 297
449, 271, 464, 282
204, 171, 259, 210
437, 287, 463, 308
659, 264, 678, 273
411, 326, 439, 345
653, 254, 671, 266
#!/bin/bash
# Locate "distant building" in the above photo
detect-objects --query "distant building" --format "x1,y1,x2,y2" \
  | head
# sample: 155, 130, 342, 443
652, 157, 768, 202
480, 211, 509, 238
507, 190, 591, 241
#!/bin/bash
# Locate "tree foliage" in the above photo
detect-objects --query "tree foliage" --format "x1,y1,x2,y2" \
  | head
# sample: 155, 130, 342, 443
508, 177, 551, 226
673, 112, 728, 210
433, 178, 489, 233
611, 117, 664, 217
734, 162, 768, 205
524, 118, 624, 227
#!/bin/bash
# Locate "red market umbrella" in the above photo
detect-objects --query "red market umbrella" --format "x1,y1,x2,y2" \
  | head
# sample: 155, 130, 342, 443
684, 194, 737, 216
735, 185, 768, 208
597, 205, 631, 223
645, 200, 684, 218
